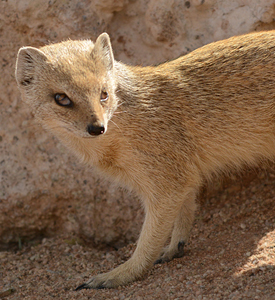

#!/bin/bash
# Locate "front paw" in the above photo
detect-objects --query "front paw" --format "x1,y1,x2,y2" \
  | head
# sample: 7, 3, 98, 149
75, 259, 144, 290
75, 272, 120, 290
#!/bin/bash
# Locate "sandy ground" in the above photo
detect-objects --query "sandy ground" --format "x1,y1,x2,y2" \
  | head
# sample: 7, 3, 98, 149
1, 169, 275, 300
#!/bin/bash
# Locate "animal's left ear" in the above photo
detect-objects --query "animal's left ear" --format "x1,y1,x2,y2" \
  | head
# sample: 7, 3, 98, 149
92, 32, 114, 71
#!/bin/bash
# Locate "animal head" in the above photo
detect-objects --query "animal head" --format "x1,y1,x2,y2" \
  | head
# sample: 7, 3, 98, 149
15, 33, 118, 137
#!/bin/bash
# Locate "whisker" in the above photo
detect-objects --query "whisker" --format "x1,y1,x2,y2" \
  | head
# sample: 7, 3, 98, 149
109, 119, 121, 130
117, 101, 126, 108
113, 111, 127, 115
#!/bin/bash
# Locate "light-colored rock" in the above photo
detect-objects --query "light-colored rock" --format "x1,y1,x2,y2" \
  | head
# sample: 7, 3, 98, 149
1, 0, 275, 249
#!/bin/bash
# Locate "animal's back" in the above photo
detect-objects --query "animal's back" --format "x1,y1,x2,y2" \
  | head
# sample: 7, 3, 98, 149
178, 31, 275, 176
117, 31, 275, 181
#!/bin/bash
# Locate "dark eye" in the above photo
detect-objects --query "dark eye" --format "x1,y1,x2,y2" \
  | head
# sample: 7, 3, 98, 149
54, 93, 73, 107
100, 89, 109, 102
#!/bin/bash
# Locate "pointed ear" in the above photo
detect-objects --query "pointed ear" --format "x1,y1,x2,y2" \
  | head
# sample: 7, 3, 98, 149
92, 33, 114, 71
15, 47, 47, 88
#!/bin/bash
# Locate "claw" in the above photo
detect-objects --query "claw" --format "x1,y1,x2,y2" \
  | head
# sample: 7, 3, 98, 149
75, 282, 107, 291
75, 283, 89, 291
154, 255, 171, 264
174, 241, 185, 258
177, 241, 185, 252
154, 258, 164, 265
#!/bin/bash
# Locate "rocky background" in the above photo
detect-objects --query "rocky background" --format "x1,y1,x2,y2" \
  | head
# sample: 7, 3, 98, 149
1, 0, 275, 250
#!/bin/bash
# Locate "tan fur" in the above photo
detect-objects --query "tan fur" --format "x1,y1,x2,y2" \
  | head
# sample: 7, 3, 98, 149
15, 31, 275, 289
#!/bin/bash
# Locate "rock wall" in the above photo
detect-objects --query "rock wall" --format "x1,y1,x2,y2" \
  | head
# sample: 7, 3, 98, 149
1, 0, 275, 249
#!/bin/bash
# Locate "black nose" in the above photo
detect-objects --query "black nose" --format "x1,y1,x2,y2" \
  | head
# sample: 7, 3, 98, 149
87, 124, 105, 136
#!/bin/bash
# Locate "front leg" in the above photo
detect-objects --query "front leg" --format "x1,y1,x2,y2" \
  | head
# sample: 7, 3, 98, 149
76, 196, 181, 290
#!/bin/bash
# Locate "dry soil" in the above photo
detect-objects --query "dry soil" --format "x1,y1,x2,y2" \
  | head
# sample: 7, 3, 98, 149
1, 169, 275, 300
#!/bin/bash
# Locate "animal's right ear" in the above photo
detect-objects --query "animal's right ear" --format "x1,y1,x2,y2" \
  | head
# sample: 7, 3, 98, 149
15, 47, 47, 88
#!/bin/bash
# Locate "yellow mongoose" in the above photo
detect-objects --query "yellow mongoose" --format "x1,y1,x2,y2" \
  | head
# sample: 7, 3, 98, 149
16, 31, 275, 289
